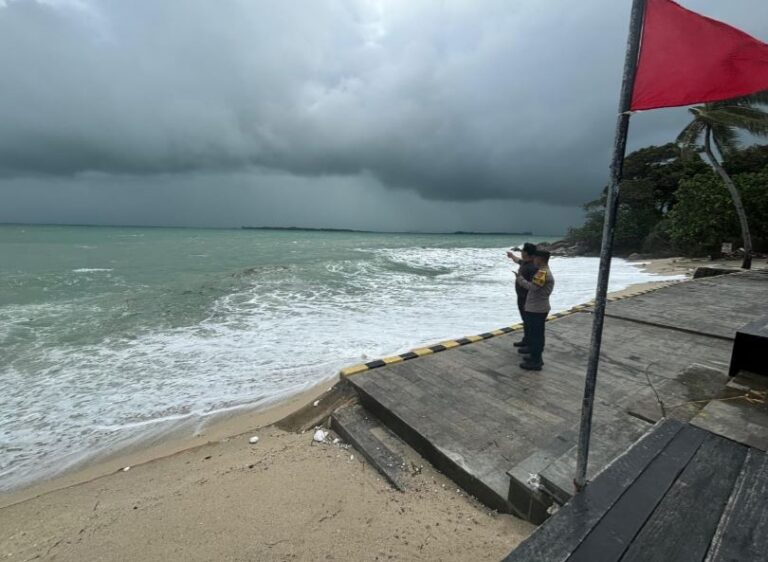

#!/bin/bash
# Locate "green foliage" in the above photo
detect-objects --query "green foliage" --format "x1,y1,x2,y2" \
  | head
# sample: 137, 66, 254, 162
568, 91, 768, 257
667, 169, 768, 255
724, 144, 768, 175
565, 143, 707, 254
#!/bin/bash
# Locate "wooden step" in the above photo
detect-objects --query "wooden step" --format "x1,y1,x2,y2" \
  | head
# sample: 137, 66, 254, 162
538, 413, 651, 505
503, 419, 687, 562
506, 429, 577, 524
330, 404, 410, 491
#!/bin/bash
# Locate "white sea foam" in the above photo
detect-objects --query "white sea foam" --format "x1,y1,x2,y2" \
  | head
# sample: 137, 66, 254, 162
72, 268, 113, 273
0, 246, 684, 491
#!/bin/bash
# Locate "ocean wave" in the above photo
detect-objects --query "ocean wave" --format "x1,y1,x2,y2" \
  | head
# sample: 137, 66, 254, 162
0, 240, 685, 492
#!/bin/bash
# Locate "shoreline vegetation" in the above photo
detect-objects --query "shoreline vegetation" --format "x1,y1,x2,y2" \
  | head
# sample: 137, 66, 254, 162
0, 256, 703, 562
559, 143, 768, 263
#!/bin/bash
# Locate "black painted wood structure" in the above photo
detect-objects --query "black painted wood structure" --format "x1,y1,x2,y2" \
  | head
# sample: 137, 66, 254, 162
729, 315, 768, 377
503, 419, 768, 562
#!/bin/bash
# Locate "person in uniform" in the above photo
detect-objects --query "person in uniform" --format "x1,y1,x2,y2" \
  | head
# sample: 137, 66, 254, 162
514, 249, 555, 371
506, 243, 538, 348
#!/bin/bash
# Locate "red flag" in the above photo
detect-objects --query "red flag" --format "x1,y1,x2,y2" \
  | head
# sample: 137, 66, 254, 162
631, 0, 768, 111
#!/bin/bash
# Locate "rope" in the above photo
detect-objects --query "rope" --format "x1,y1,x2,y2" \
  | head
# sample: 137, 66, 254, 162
665, 389, 766, 411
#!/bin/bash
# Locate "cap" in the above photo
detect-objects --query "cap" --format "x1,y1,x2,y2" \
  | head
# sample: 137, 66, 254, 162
522, 242, 537, 255
535, 249, 551, 260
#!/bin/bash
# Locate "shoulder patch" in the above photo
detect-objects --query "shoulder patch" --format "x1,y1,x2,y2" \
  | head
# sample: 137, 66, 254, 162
533, 270, 547, 287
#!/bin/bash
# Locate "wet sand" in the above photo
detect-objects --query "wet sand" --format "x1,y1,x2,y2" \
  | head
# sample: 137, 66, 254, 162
0, 402, 533, 561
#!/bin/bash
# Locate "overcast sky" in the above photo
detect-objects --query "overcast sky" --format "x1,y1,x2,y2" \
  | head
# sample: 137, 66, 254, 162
1, 0, 767, 233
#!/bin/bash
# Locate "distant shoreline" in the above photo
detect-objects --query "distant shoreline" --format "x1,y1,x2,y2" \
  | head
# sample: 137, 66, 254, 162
0, 222, 558, 237
241, 225, 536, 236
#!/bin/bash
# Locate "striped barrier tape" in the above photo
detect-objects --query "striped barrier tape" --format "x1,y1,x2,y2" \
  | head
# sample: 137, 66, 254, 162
339, 279, 686, 378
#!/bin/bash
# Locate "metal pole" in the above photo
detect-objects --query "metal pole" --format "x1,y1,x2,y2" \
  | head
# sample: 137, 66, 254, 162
574, 0, 647, 490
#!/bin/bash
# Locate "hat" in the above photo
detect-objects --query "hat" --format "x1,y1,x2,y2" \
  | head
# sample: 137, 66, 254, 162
534, 249, 551, 260
522, 242, 537, 255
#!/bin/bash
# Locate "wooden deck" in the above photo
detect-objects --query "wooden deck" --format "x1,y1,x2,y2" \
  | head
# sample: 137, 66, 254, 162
603, 269, 768, 339
343, 270, 768, 522
504, 419, 768, 562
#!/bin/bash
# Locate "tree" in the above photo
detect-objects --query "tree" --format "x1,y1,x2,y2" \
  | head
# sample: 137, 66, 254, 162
676, 92, 768, 268
565, 144, 706, 254
668, 168, 768, 256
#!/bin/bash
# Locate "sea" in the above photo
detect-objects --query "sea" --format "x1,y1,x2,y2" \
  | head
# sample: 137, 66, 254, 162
0, 224, 684, 492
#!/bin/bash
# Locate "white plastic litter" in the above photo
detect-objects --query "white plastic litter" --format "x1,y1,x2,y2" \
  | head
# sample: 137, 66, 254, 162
547, 504, 560, 516
313, 400, 320, 407
248, 435, 260, 444
332, 438, 340, 444
527, 473, 542, 491
313, 429, 327, 443
122, 466, 131, 472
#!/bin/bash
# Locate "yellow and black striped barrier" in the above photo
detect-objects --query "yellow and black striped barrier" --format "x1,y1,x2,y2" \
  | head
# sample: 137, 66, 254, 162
339, 279, 687, 378
339, 324, 523, 377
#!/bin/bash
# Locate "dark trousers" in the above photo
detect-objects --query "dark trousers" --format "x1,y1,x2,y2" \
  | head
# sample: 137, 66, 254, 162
526, 312, 547, 362
517, 298, 529, 344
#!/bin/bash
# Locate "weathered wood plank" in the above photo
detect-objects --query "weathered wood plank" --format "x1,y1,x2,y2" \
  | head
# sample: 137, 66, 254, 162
346, 271, 765, 525
605, 272, 768, 340
539, 412, 652, 505
620, 434, 748, 562
330, 405, 409, 491
567, 425, 707, 562
705, 449, 768, 562
503, 420, 684, 562
627, 364, 730, 423
691, 399, 768, 452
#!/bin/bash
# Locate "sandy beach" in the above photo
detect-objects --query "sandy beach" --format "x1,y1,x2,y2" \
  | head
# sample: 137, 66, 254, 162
0, 387, 534, 562
0, 256, 746, 561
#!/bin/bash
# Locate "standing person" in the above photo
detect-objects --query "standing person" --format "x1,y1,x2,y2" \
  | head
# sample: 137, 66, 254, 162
514, 249, 555, 371
506, 243, 538, 348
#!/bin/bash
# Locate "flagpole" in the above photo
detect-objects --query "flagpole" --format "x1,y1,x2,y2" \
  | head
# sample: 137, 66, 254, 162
574, 0, 646, 491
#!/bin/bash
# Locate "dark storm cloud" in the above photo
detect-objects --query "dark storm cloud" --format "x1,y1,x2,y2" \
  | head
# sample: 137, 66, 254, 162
1, 0, 768, 207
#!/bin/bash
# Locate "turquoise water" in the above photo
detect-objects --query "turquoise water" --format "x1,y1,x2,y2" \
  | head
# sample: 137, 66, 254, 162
0, 225, 681, 490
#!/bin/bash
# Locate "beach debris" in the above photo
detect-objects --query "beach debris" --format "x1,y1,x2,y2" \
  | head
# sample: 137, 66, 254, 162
313, 429, 328, 443
313, 399, 320, 407
547, 503, 560, 516
122, 466, 131, 472
248, 435, 260, 444
527, 473, 542, 491
332, 437, 340, 444
350, 454, 355, 461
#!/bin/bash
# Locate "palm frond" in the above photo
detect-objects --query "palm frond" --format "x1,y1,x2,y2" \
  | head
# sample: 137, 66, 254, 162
710, 123, 741, 155
712, 90, 768, 108
675, 119, 705, 153
702, 106, 768, 137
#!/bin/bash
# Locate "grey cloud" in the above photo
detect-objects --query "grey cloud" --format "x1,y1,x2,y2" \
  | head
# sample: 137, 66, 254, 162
1, 0, 767, 207
0, 170, 583, 233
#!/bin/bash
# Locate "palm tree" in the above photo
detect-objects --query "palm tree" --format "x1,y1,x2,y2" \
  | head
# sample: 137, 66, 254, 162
676, 92, 768, 269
